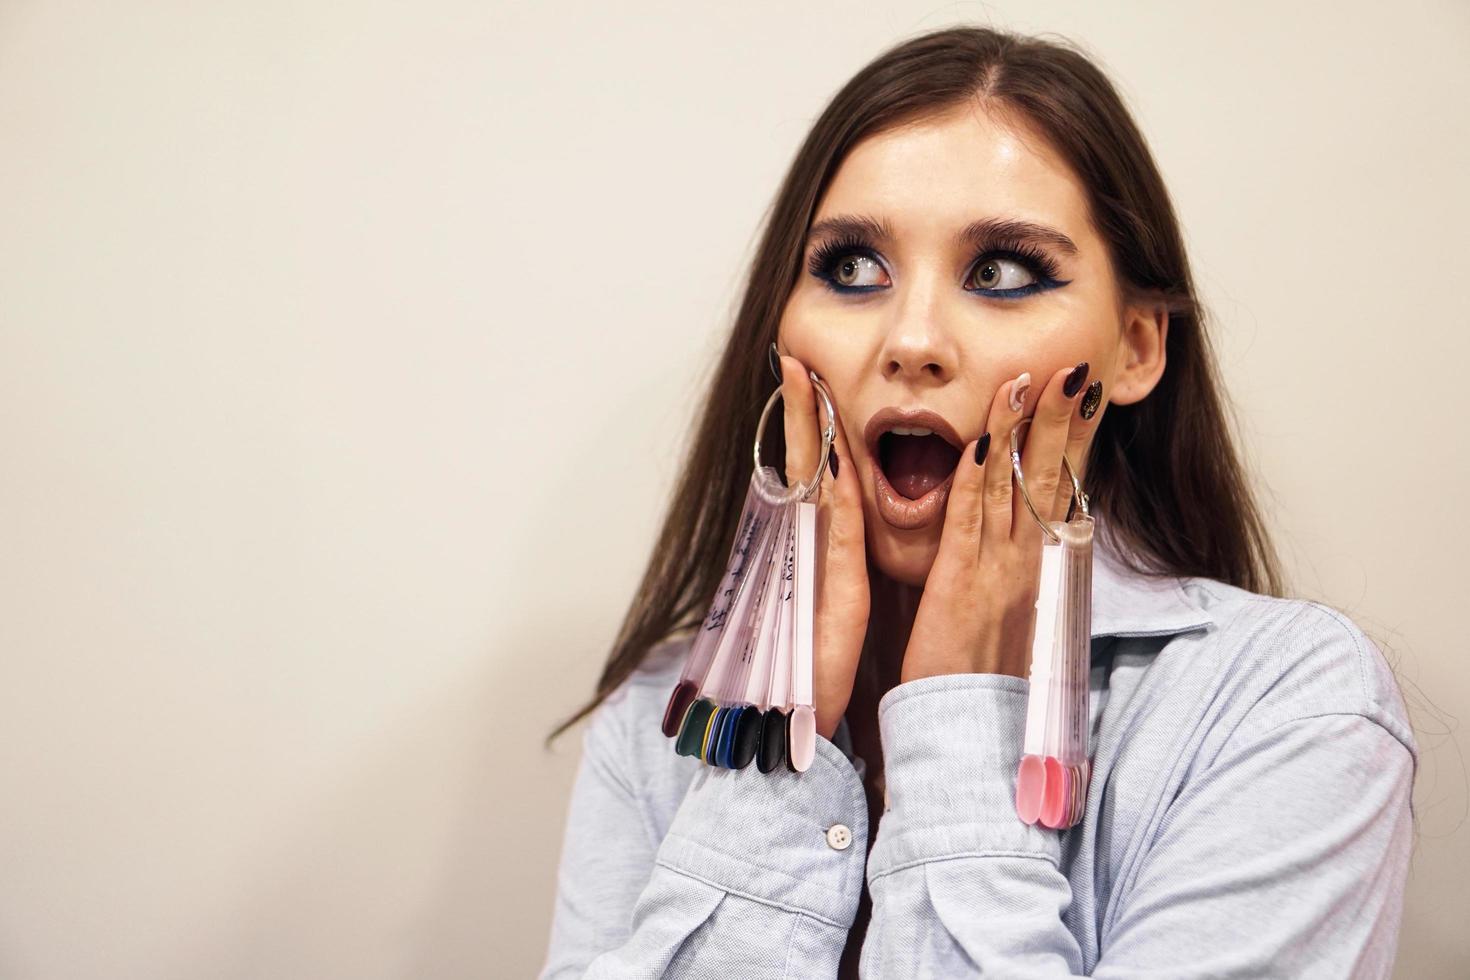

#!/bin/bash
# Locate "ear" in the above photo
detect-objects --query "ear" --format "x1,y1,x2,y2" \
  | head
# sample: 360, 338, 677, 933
1107, 298, 1168, 407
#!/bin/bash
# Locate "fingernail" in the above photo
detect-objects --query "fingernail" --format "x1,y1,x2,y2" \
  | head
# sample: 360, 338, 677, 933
1008, 372, 1031, 412
1063, 361, 1089, 398
1080, 380, 1102, 420
769, 342, 782, 383
828, 451, 839, 480
973, 432, 991, 465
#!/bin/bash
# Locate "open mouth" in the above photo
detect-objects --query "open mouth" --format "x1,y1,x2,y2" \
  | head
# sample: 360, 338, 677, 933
861, 409, 966, 531
876, 430, 963, 500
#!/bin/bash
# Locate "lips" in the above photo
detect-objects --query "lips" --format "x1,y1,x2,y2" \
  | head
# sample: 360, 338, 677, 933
863, 407, 965, 530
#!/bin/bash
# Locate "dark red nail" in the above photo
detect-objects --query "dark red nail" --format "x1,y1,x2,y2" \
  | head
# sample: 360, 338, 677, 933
828, 451, 839, 480
974, 432, 990, 465
1063, 362, 1089, 398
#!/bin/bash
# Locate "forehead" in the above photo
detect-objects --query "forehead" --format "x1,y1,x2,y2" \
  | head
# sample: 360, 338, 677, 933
815, 103, 1092, 236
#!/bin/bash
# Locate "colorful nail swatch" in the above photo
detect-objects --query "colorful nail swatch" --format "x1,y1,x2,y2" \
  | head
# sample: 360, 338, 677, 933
1015, 514, 1096, 830
662, 462, 821, 774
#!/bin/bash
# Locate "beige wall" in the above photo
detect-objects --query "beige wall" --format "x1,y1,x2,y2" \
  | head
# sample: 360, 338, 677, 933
1, 1, 1465, 976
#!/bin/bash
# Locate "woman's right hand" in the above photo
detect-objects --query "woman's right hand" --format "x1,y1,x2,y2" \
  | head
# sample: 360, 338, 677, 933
775, 352, 870, 741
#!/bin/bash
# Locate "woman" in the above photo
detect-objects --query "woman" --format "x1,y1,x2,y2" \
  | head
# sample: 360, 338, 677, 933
539, 25, 1415, 979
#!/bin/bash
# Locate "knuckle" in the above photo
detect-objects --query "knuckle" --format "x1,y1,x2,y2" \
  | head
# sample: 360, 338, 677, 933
1031, 475, 1060, 500
983, 479, 1013, 509
951, 511, 983, 537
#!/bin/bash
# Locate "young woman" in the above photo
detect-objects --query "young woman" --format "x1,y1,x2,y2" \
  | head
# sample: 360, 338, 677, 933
539, 26, 1415, 979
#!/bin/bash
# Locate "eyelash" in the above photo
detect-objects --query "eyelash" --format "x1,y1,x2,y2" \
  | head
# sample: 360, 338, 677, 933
804, 233, 1068, 299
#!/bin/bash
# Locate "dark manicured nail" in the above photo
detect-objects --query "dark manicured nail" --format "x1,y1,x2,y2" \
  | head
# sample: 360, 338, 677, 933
1080, 380, 1103, 420
828, 451, 839, 480
974, 432, 991, 465
769, 342, 783, 383
1063, 361, 1089, 398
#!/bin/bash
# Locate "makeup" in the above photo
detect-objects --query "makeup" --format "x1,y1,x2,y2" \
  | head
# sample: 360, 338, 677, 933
871, 459, 953, 530
864, 407, 964, 532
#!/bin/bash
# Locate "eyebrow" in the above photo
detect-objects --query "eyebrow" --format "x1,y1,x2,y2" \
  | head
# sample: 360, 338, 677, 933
804, 213, 1079, 256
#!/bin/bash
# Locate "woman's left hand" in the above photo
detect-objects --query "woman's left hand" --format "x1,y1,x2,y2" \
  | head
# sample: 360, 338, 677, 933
900, 362, 1100, 683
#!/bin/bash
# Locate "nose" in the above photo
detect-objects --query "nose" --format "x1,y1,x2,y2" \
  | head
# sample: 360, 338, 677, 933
878, 291, 957, 385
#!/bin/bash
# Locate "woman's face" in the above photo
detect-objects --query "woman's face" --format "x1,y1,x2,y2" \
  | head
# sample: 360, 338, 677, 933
777, 102, 1164, 587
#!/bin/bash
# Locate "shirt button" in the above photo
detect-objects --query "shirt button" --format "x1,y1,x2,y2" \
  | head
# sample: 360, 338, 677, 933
826, 824, 852, 850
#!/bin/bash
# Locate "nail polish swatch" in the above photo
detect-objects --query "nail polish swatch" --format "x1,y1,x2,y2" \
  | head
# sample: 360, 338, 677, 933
784, 708, 799, 773
1009, 372, 1032, 412
769, 342, 782, 383
974, 432, 991, 465
828, 451, 839, 480
756, 708, 787, 773
1063, 362, 1089, 398
661, 679, 698, 738
1080, 380, 1102, 420
731, 708, 762, 769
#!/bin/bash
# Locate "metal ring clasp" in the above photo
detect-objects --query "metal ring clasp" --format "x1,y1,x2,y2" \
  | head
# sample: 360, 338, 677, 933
1009, 416, 1089, 544
752, 370, 836, 504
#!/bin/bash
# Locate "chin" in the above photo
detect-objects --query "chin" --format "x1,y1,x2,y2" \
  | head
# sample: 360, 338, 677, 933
861, 499, 940, 588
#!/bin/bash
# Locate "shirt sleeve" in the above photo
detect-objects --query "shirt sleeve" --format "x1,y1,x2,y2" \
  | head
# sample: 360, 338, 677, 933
862, 672, 1415, 979
538, 687, 870, 979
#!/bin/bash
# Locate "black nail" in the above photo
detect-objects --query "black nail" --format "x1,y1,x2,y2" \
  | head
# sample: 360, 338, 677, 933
1063, 361, 1089, 398
769, 342, 782, 383
974, 432, 990, 465
1080, 380, 1103, 420
828, 451, 839, 480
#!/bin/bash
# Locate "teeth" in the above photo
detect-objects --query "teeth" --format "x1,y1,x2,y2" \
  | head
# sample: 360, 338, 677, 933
887, 426, 934, 437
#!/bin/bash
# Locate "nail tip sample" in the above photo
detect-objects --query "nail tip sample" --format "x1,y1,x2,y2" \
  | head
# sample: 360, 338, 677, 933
757, 708, 787, 773
731, 708, 762, 769
789, 705, 816, 772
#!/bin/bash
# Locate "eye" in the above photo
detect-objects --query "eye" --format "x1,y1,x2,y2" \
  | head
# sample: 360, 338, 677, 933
963, 244, 1069, 299
968, 256, 1038, 292
806, 235, 890, 294
830, 253, 885, 289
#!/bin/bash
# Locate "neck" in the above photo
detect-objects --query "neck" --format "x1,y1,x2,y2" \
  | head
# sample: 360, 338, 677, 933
854, 557, 923, 707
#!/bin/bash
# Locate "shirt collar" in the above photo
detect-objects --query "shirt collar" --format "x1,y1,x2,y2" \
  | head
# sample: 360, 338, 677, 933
1088, 515, 1216, 640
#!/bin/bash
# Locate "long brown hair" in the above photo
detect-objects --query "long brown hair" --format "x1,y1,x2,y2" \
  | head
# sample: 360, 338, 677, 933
547, 24, 1286, 745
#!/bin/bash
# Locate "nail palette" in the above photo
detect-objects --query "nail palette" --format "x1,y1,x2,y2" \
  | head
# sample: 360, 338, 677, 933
661, 463, 820, 773
1015, 513, 1095, 829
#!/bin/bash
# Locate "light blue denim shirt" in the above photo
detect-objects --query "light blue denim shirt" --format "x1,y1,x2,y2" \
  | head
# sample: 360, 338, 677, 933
539, 526, 1416, 978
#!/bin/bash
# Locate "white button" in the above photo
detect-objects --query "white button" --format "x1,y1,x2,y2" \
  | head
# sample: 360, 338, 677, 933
826, 824, 852, 850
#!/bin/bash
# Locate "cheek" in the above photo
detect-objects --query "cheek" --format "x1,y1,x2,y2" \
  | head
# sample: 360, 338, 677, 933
984, 315, 1115, 383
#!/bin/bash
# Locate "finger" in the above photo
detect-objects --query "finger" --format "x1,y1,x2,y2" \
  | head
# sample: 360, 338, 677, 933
812, 379, 867, 738
929, 431, 987, 578
778, 354, 819, 493
1051, 376, 1104, 523
931, 429, 987, 581
977, 370, 1031, 550
813, 374, 864, 564
1014, 361, 1089, 543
